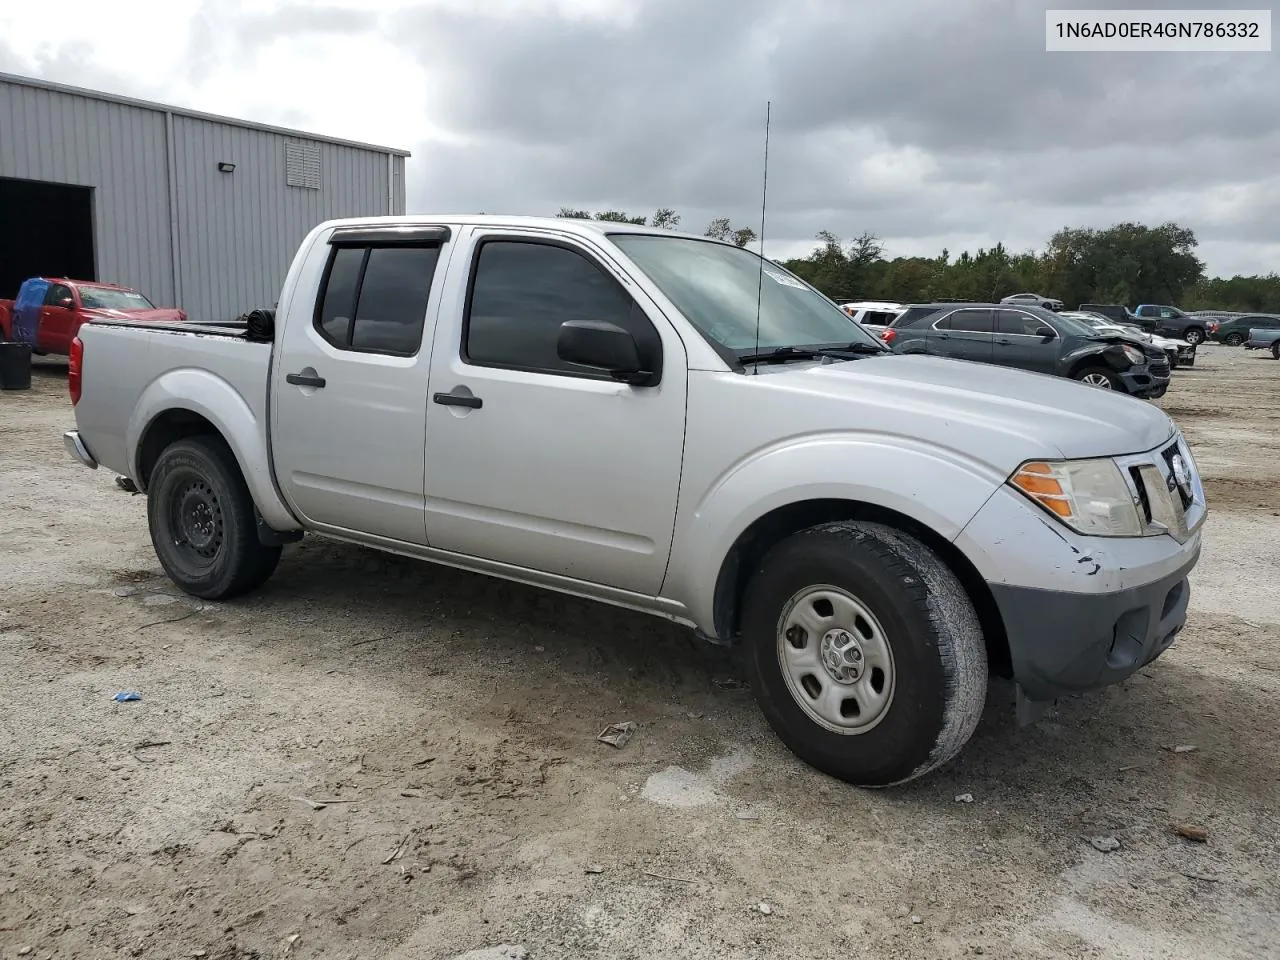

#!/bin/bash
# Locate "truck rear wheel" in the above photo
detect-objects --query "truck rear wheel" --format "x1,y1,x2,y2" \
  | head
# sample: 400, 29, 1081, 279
741, 521, 987, 787
147, 436, 281, 600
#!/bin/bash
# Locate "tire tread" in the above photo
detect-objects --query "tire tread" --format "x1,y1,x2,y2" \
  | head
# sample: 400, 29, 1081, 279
148, 436, 281, 600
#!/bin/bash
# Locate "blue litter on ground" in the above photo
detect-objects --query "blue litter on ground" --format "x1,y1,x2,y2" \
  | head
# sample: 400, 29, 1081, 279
112, 691, 142, 702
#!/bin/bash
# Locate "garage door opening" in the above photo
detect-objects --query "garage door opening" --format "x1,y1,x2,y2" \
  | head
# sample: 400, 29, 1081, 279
0, 177, 96, 300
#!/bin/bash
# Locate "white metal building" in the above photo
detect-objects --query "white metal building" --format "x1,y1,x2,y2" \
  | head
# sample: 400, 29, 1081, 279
0, 72, 409, 322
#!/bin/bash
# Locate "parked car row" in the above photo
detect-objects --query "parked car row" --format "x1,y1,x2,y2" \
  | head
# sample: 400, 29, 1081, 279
876, 302, 1171, 398
1209, 313, 1280, 346
1060, 311, 1196, 369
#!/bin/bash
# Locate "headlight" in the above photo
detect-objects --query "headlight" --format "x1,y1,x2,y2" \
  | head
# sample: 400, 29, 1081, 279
1121, 345, 1145, 365
1009, 459, 1143, 537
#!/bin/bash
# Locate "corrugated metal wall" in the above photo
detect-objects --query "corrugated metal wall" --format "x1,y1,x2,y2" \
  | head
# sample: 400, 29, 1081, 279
0, 81, 176, 304
171, 117, 397, 320
0, 76, 408, 322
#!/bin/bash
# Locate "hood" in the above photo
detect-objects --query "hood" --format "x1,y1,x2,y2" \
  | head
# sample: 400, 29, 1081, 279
1086, 332, 1163, 359
82, 307, 186, 322
773, 354, 1176, 462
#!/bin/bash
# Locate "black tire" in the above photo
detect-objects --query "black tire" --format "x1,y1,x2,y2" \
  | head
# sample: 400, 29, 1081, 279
741, 521, 987, 787
1224, 332, 1244, 347
1072, 366, 1122, 390
1272, 341, 1279, 361
1185, 328, 1206, 345
147, 436, 281, 600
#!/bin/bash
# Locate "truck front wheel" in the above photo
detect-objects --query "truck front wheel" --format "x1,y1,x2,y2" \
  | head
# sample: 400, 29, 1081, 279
147, 436, 282, 600
741, 521, 987, 787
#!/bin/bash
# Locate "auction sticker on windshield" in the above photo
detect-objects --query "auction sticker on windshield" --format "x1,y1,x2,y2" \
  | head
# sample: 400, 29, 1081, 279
762, 268, 808, 289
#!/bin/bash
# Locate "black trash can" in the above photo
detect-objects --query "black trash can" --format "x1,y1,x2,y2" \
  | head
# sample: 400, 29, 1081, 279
0, 341, 33, 390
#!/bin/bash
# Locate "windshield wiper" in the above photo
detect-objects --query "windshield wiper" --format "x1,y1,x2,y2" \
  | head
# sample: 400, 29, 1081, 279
737, 342, 887, 365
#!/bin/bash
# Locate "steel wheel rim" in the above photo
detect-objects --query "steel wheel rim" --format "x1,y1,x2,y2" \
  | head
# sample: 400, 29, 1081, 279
1080, 372, 1112, 388
169, 477, 224, 568
776, 584, 896, 735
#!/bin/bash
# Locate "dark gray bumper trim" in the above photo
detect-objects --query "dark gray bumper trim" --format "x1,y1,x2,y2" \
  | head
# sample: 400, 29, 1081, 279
991, 545, 1199, 709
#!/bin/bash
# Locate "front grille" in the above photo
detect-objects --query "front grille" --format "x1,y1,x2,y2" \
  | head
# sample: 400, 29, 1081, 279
1120, 435, 1203, 542
1150, 360, 1170, 378
1160, 441, 1194, 510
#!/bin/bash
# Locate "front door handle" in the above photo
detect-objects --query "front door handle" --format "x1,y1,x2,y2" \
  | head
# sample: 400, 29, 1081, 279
995, 338, 1012, 345
286, 372, 326, 388
433, 391, 482, 409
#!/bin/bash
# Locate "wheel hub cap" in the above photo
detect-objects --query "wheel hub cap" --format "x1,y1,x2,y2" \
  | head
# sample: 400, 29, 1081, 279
776, 585, 896, 735
819, 629, 865, 684
174, 481, 222, 559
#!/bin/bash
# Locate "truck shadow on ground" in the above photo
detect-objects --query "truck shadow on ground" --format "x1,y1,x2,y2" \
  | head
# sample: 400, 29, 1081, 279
162, 535, 1274, 811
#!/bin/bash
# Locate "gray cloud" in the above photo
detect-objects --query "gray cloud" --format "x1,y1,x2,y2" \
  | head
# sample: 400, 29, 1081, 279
369, 0, 1279, 275
4, 0, 1275, 276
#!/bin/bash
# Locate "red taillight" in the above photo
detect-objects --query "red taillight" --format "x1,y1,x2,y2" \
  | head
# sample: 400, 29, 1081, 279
69, 336, 83, 405
881, 329, 897, 345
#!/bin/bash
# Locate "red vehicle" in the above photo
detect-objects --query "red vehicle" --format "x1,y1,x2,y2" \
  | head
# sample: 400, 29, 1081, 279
0, 278, 186, 357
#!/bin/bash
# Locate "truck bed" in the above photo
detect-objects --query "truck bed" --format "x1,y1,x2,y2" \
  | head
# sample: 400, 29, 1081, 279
73, 318, 273, 484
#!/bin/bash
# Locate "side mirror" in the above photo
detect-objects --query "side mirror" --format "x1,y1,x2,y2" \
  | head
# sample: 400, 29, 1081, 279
1036, 326, 1056, 341
58, 297, 74, 308
557, 320, 655, 385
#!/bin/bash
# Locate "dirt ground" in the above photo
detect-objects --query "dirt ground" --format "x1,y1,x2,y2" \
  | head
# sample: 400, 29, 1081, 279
2, 346, 1278, 960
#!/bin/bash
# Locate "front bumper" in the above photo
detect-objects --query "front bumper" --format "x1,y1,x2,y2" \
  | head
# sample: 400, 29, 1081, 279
989, 546, 1197, 703
954, 436, 1205, 710
1119, 365, 1170, 398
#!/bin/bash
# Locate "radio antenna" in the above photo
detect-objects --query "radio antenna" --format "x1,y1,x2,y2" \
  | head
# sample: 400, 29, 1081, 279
751, 100, 771, 374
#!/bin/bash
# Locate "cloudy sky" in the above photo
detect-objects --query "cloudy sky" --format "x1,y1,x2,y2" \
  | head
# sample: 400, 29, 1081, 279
2, 0, 1275, 276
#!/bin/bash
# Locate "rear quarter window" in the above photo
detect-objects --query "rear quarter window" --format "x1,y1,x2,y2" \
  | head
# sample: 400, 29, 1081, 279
892, 307, 939, 328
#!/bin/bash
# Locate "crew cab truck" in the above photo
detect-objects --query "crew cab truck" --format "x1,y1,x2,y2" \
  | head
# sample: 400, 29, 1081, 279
1133, 304, 1208, 345
0, 277, 186, 356
63, 216, 1207, 788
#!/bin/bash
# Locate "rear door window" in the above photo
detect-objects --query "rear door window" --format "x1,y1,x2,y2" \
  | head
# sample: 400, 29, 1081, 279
314, 243, 442, 356
893, 307, 940, 328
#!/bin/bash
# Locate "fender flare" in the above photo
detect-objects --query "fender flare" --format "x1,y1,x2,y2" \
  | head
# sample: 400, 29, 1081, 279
127, 368, 301, 531
661, 434, 1005, 635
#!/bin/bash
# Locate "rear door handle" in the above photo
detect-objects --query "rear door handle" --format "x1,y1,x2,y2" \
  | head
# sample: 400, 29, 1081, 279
286, 373, 326, 388
433, 392, 482, 409
995, 338, 1012, 345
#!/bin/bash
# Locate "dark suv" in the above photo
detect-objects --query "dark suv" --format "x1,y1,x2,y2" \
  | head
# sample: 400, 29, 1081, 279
1133, 305, 1208, 345
883, 303, 1170, 398
1209, 313, 1280, 346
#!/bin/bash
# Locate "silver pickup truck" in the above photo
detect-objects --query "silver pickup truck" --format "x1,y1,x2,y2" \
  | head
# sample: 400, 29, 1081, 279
1244, 327, 1280, 358
64, 215, 1207, 787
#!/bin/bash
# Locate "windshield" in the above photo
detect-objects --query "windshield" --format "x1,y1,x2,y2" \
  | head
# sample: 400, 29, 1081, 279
1050, 311, 1104, 337
609, 234, 882, 356
79, 286, 155, 311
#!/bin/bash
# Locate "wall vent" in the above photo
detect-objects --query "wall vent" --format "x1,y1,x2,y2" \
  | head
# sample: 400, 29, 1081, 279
284, 140, 321, 189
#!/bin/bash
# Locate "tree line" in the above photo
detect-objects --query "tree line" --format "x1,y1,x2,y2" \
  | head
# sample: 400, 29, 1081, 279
555, 209, 1280, 313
